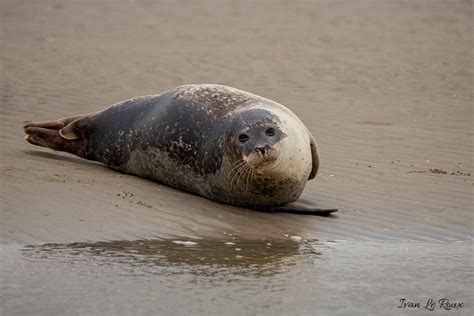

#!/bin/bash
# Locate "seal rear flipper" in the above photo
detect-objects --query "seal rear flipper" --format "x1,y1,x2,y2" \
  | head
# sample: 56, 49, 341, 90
252, 198, 338, 216
23, 114, 92, 158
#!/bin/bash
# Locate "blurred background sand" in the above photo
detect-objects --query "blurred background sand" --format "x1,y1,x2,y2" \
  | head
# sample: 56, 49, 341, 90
1, 0, 472, 315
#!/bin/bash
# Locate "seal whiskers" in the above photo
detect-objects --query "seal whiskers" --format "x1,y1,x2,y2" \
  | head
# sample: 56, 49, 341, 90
229, 161, 249, 188
244, 165, 255, 191
227, 160, 247, 179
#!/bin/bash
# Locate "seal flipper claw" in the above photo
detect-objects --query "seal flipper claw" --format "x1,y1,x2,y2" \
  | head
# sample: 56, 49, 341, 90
253, 198, 338, 216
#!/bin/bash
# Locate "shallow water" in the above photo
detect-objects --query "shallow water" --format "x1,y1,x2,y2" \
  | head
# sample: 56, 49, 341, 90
1, 238, 471, 315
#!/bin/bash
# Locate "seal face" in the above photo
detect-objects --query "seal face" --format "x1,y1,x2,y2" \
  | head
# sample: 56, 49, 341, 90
23, 84, 323, 209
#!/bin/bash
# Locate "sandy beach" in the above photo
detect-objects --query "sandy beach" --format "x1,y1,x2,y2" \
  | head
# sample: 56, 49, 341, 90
1, 0, 472, 315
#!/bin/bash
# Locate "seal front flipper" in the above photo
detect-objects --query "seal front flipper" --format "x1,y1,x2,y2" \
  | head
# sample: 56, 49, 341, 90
308, 132, 320, 180
23, 113, 93, 158
252, 198, 338, 216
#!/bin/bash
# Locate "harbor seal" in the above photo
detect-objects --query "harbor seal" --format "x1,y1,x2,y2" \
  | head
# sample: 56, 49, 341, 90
23, 84, 337, 215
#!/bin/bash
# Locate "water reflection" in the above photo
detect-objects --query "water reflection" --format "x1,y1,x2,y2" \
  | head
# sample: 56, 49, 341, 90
24, 238, 328, 276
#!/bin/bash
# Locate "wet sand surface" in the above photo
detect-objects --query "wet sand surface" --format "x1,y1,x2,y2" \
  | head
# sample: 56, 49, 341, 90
1, 0, 472, 315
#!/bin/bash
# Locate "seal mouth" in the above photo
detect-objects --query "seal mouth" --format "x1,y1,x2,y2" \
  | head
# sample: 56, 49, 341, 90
245, 145, 279, 168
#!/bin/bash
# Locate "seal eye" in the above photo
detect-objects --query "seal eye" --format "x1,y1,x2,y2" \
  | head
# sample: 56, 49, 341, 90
265, 127, 275, 136
238, 134, 249, 143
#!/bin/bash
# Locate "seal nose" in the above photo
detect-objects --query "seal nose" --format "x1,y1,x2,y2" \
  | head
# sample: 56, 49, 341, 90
255, 144, 271, 156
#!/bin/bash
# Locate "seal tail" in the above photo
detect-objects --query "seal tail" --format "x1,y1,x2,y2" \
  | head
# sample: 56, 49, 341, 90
23, 114, 91, 158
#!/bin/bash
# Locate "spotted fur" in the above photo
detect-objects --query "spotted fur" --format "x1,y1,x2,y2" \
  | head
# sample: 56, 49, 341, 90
23, 84, 319, 207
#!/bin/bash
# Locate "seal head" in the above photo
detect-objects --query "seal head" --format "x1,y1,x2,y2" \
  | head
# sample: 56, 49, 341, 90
225, 108, 286, 171
211, 107, 309, 207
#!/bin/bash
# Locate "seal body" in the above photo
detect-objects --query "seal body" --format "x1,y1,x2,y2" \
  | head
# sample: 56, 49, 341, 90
24, 84, 322, 208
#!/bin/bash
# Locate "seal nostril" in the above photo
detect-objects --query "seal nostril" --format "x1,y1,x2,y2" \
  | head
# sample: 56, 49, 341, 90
256, 145, 270, 155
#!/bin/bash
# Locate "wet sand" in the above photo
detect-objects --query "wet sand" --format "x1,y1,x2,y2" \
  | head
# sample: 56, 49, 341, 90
1, 0, 472, 315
